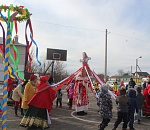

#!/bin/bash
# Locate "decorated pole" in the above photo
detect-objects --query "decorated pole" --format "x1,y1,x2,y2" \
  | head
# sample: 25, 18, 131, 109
0, 5, 31, 130
0, 5, 41, 129
2, 22, 11, 130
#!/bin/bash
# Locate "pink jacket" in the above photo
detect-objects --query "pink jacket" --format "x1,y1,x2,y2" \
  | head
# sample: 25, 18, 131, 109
68, 88, 74, 99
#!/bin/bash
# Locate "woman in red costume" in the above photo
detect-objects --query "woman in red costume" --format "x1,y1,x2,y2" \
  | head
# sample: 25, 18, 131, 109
142, 77, 150, 116
20, 75, 56, 129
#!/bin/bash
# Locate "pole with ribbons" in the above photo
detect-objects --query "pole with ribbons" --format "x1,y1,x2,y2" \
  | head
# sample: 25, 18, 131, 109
2, 19, 11, 130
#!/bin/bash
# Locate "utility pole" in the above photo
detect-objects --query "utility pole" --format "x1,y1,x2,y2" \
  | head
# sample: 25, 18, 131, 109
104, 29, 107, 82
131, 65, 132, 77
136, 59, 138, 83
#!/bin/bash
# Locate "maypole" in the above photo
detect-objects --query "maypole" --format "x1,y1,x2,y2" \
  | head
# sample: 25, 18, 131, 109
2, 21, 10, 130
0, 4, 32, 130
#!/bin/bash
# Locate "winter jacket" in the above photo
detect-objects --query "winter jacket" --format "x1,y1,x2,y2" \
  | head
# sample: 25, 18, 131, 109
21, 82, 35, 109
98, 91, 112, 119
128, 89, 138, 113
136, 93, 145, 109
12, 84, 23, 102
116, 95, 130, 112
129, 81, 136, 88
68, 87, 74, 99
56, 91, 62, 99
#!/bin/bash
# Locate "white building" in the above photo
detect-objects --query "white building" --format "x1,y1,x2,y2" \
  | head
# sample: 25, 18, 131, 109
0, 36, 26, 82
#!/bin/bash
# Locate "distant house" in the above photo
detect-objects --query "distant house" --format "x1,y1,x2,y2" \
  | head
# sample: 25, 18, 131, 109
133, 72, 149, 79
120, 75, 131, 82
0, 36, 26, 81
108, 76, 120, 82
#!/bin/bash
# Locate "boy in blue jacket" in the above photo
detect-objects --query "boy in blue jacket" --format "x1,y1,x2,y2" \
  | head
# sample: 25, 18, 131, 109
128, 89, 138, 130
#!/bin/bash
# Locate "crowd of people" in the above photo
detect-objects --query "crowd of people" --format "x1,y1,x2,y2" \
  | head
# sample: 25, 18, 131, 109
95, 77, 150, 130
2, 73, 150, 130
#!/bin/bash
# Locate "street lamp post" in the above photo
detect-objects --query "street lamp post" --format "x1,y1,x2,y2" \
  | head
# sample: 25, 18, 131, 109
136, 56, 142, 83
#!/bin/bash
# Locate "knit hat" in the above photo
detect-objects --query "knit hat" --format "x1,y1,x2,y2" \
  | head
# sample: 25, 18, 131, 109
30, 74, 37, 81
101, 84, 109, 91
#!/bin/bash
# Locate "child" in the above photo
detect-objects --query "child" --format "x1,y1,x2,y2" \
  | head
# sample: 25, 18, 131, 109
12, 81, 28, 116
98, 84, 112, 130
112, 88, 130, 130
56, 89, 63, 108
128, 89, 139, 130
136, 86, 145, 124
67, 84, 74, 110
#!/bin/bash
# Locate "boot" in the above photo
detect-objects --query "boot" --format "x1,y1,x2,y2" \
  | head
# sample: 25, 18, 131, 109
21, 108, 24, 116
68, 106, 72, 110
98, 124, 102, 129
98, 123, 106, 130
14, 107, 18, 116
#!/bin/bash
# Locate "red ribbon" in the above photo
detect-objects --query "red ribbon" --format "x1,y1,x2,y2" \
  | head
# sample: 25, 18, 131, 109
25, 19, 33, 73
14, 20, 18, 34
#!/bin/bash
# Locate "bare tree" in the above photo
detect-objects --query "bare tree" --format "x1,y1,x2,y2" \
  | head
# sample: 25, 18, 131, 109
117, 69, 125, 76
53, 61, 68, 82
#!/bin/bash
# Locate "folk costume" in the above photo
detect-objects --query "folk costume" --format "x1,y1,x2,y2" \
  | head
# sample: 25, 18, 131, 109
21, 74, 37, 115
142, 82, 150, 116
20, 76, 56, 129
72, 52, 91, 116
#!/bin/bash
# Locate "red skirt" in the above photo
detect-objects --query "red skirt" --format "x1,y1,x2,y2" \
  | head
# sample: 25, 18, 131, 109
142, 104, 150, 116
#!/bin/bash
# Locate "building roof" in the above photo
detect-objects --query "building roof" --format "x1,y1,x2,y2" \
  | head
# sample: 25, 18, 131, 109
109, 76, 120, 79
120, 75, 131, 78
136, 72, 149, 77
0, 37, 26, 47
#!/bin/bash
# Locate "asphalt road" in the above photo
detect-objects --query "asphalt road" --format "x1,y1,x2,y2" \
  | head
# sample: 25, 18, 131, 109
1, 90, 150, 130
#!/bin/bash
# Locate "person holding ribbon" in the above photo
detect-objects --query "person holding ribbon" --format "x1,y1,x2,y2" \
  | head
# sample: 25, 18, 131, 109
20, 75, 56, 129
21, 74, 38, 115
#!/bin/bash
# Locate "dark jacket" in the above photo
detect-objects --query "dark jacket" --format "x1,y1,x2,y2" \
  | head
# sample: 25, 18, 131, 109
116, 95, 130, 112
128, 89, 138, 113
136, 93, 145, 109
129, 81, 136, 88
56, 90, 62, 99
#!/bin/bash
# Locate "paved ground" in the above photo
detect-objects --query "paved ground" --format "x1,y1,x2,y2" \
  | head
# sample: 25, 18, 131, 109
1, 90, 150, 130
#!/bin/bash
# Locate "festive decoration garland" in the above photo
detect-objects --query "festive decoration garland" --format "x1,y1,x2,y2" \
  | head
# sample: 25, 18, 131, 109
0, 5, 31, 22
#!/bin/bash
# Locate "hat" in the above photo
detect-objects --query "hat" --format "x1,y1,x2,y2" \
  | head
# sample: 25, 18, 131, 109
101, 84, 109, 91
136, 86, 141, 93
30, 74, 37, 81
40, 75, 50, 83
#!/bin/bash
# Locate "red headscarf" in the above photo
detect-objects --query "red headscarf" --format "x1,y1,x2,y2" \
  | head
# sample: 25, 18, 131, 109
36, 75, 50, 92
28, 75, 56, 111
30, 74, 37, 81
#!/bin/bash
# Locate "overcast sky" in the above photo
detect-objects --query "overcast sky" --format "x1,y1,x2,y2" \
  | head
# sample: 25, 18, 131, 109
1, 0, 150, 76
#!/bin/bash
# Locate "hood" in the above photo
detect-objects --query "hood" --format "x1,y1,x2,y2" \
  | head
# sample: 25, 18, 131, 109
117, 95, 128, 104
128, 89, 136, 98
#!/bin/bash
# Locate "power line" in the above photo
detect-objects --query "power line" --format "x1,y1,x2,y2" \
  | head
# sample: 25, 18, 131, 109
110, 32, 150, 43
32, 19, 150, 43
32, 19, 105, 32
